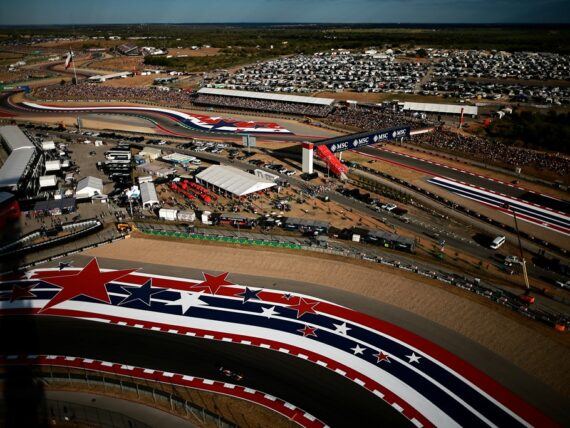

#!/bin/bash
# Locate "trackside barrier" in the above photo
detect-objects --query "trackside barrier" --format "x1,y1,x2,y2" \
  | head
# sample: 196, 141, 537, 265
0, 355, 326, 428
0, 235, 126, 276
138, 226, 570, 332
349, 163, 568, 257
139, 229, 304, 250
0, 365, 236, 428
0, 219, 104, 259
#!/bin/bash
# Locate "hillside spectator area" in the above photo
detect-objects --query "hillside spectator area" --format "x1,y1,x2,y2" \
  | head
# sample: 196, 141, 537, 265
411, 127, 570, 178
194, 88, 335, 117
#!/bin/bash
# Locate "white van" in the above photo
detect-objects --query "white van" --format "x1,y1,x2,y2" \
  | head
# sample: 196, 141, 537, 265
490, 236, 506, 250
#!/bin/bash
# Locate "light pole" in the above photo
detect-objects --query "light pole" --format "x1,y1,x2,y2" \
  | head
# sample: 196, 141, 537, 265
505, 203, 530, 293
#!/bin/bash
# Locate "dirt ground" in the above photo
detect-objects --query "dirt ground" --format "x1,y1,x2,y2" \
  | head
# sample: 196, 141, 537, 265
85, 237, 570, 399
89, 56, 145, 72
168, 47, 221, 57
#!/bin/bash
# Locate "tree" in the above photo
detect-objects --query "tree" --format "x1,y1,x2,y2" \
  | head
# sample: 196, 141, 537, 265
60, 79, 66, 86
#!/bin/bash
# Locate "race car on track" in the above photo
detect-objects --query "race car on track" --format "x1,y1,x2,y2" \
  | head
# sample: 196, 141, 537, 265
218, 366, 244, 381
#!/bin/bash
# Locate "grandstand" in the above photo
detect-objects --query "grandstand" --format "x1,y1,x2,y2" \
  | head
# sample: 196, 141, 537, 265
403, 102, 478, 117
194, 88, 335, 117
0, 125, 42, 195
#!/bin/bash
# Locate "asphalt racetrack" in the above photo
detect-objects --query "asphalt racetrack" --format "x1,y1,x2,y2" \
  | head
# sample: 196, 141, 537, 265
357, 146, 570, 214
2, 255, 568, 426
1, 315, 408, 427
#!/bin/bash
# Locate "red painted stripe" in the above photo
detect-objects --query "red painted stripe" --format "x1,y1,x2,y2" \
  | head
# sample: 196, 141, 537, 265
0, 306, 431, 427
0, 355, 326, 428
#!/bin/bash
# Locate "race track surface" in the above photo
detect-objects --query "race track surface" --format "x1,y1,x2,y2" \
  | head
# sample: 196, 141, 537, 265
1, 255, 566, 427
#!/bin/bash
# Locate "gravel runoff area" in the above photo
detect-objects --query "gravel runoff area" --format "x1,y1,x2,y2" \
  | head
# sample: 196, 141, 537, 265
85, 236, 570, 400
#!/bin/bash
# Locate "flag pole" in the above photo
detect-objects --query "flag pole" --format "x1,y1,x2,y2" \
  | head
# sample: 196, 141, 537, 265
72, 50, 78, 85
69, 46, 78, 84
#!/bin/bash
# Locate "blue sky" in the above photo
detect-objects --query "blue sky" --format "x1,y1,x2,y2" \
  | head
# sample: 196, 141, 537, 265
0, 0, 569, 25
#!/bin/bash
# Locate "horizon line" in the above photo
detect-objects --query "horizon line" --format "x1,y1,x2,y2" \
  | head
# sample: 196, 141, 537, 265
1, 22, 570, 27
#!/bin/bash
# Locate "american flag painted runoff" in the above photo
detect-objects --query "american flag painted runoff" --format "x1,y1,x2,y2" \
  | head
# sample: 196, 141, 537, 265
21, 102, 293, 134
0, 258, 556, 427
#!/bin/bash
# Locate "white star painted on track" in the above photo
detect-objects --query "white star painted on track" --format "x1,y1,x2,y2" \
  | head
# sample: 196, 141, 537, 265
333, 322, 351, 336
406, 352, 422, 364
165, 290, 208, 314
350, 344, 366, 355
260, 306, 279, 319
23, 271, 35, 280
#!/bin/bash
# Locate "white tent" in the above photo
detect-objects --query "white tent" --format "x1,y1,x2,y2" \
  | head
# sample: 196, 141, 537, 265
140, 181, 159, 208
39, 175, 57, 188
45, 160, 61, 172
76, 176, 103, 199
41, 141, 56, 151
140, 147, 162, 160
196, 165, 275, 197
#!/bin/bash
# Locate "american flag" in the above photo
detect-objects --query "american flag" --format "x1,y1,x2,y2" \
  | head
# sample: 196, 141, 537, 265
0, 258, 554, 428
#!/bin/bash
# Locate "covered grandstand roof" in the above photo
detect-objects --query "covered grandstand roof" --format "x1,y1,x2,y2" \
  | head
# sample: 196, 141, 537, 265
402, 102, 478, 116
0, 125, 35, 152
0, 125, 38, 192
198, 87, 335, 106
0, 148, 36, 190
196, 165, 275, 196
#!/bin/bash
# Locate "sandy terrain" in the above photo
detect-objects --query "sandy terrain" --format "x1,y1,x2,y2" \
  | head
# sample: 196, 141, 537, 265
89, 56, 145, 72
168, 47, 221, 57
81, 114, 160, 134
85, 237, 570, 398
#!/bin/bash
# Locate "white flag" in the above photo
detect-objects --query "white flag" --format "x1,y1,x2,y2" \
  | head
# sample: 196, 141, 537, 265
65, 50, 73, 69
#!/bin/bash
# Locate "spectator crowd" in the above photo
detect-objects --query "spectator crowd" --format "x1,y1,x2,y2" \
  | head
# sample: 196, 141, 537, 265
325, 105, 429, 131
35, 82, 195, 107
31, 82, 568, 178
193, 93, 333, 117
412, 127, 570, 177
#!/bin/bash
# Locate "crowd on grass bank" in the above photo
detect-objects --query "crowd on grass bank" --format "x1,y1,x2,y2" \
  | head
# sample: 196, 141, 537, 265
193, 93, 333, 117
411, 127, 570, 177
34, 82, 195, 106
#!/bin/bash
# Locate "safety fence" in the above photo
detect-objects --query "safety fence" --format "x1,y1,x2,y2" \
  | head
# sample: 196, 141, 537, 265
138, 223, 569, 332
349, 162, 569, 258
0, 366, 236, 428
139, 227, 304, 250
